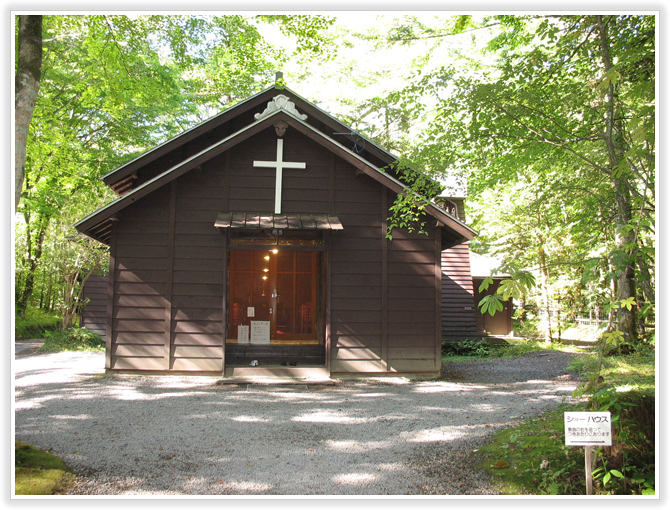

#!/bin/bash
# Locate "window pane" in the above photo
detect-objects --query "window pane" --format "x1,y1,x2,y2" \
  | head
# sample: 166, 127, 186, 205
276, 273, 295, 335
277, 250, 294, 273
253, 250, 270, 272
232, 250, 252, 272
296, 273, 313, 334
295, 251, 313, 273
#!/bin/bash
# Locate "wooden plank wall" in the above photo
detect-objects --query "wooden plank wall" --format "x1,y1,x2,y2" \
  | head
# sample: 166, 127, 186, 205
441, 244, 478, 339
112, 187, 171, 370
170, 167, 226, 371
80, 274, 108, 337
227, 129, 333, 214
473, 277, 513, 336
329, 167, 440, 374
385, 188, 440, 374
329, 156, 385, 373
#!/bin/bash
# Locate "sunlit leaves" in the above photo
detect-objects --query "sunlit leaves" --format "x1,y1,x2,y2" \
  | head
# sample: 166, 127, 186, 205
16, 13, 336, 313
479, 294, 504, 316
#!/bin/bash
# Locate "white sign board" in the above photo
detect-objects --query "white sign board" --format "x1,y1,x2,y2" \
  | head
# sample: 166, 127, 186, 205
237, 325, 249, 344
250, 321, 271, 344
564, 412, 612, 446
247, 307, 255, 318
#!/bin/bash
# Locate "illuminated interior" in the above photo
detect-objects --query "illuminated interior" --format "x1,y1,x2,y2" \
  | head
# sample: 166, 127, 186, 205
227, 249, 319, 345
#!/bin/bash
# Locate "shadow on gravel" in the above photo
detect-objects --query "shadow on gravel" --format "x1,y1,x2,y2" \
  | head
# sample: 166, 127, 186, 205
14, 351, 581, 496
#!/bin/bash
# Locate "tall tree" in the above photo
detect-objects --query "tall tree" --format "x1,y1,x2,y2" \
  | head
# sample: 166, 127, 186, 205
14, 14, 335, 317
384, 14, 654, 341
14, 15, 42, 212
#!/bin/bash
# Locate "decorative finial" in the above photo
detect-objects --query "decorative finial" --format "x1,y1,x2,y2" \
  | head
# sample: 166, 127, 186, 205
275, 71, 286, 90
254, 94, 308, 122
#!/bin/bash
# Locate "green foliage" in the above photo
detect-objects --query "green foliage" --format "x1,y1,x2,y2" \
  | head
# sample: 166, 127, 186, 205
478, 385, 655, 495
386, 164, 444, 239
15, 14, 336, 318
15, 441, 73, 495
478, 294, 503, 316
477, 268, 535, 317
381, 14, 654, 341
442, 337, 577, 362
442, 339, 490, 357
512, 314, 541, 338
568, 334, 655, 495
476, 406, 587, 495
15, 307, 61, 339
40, 327, 104, 352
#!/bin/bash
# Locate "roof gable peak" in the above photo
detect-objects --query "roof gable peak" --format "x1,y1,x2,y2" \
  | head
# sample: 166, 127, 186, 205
254, 93, 308, 122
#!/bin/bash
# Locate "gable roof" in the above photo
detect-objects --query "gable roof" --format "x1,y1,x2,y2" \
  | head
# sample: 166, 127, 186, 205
76, 86, 477, 246
102, 85, 397, 193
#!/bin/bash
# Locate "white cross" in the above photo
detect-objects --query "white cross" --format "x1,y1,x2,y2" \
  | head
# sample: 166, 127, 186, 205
253, 138, 306, 214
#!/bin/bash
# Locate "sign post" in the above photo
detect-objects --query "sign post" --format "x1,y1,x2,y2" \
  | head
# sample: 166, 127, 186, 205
564, 412, 612, 495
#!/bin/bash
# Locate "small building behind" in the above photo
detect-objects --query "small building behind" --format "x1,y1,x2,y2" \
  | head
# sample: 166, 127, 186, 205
469, 252, 514, 337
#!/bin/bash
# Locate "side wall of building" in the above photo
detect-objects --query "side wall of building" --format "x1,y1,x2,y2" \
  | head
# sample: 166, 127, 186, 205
80, 274, 108, 337
441, 243, 478, 339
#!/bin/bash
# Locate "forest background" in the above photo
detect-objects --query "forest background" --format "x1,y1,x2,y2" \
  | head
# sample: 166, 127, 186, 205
12, 11, 657, 347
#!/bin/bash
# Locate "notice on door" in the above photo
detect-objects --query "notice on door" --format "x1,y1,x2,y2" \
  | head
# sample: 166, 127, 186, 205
237, 325, 249, 344
250, 321, 270, 344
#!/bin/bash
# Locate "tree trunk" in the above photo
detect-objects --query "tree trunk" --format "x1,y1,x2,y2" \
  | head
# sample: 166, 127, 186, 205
62, 265, 97, 329
15, 15, 43, 212
596, 15, 638, 342
16, 218, 49, 315
539, 247, 553, 343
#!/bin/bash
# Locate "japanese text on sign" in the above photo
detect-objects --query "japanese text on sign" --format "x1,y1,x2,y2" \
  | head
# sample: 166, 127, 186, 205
564, 412, 612, 446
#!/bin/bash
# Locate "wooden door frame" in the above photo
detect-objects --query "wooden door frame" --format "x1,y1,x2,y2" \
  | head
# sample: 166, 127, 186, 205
224, 241, 329, 369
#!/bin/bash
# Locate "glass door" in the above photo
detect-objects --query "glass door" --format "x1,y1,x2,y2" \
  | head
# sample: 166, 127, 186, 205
228, 249, 318, 344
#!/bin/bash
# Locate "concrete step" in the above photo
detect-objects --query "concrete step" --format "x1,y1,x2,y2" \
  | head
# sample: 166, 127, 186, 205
222, 365, 330, 382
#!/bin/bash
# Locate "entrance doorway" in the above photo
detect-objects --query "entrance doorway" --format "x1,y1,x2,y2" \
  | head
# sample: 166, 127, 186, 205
226, 248, 325, 366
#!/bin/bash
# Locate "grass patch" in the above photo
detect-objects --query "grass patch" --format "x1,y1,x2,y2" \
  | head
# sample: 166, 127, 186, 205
475, 344, 655, 495
475, 405, 587, 495
569, 345, 656, 395
15, 308, 62, 339
14, 441, 73, 495
442, 337, 580, 363
40, 327, 105, 353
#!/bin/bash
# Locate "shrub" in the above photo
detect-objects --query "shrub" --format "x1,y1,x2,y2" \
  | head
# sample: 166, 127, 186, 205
442, 339, 491, 357
40, 327, 104, 353
15, 308, 62, 339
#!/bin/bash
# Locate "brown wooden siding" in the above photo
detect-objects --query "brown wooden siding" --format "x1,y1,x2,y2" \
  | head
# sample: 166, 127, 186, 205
80, 274, 108, 337
105, 125, 444, 374
111, 187, 170, 369
387, 215, 440, 373
473, 277, 514, 336
170, 168, 225, 371
441, 243, 478, 339
329, 156, 384, 373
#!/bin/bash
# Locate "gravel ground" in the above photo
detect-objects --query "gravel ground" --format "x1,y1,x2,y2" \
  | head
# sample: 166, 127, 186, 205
14, 348, 582, 496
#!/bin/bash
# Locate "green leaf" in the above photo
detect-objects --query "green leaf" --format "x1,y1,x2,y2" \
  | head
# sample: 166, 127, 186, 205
478, 276, 494, 292
478, 294, 504, 316
620, 297, 636, 311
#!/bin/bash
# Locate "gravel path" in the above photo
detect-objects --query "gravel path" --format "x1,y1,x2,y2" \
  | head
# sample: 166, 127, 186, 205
14, 349, 582, 496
